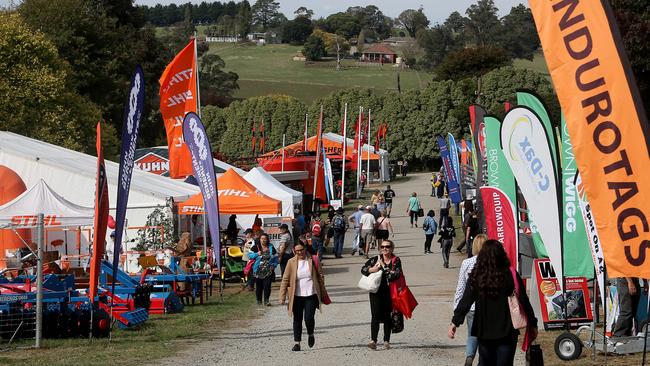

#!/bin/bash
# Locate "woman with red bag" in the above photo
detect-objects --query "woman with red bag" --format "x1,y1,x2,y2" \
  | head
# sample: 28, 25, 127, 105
448, 240, 538, 366
360, 239, 402, 350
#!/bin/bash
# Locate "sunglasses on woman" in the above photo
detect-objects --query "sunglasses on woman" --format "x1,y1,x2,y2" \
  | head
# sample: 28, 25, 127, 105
380, 245, 392, 249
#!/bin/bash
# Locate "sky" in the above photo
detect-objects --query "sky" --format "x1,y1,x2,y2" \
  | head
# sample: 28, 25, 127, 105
0, 0, 527, 24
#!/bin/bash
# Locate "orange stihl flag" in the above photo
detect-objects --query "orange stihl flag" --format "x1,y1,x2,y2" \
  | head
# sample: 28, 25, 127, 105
160, 38, 197, 178
530, 0, 650, 278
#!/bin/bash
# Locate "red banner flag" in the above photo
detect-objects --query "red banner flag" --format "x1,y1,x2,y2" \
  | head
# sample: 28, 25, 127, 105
259, 120, 266, 153
352, 112, 362, 170
159, 38, 197, 178
480, 186, 518, 269
89, 123, 109, 302
251, 121, 257, 155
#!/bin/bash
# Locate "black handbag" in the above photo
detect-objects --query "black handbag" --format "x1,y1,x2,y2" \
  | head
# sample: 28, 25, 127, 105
391, 310, 404, 333
417, 208, 424, 217
526, 344, 544, 366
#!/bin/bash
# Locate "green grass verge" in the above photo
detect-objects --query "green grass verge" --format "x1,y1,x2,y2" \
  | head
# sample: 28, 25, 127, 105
0, 291, 257, 366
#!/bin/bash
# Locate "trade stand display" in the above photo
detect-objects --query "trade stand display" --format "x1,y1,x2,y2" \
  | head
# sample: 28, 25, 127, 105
243, 167, 302, 217
0, 179, 94, 267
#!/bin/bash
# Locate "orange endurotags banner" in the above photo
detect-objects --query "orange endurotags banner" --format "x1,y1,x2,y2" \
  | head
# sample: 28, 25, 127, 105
530, 0, 650, 278
159, 38, 197, 178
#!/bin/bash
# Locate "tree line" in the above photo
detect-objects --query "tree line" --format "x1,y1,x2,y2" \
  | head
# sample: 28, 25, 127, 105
201, 66, 557, 168
1, 0, 646, 168
1, 0, 238, 159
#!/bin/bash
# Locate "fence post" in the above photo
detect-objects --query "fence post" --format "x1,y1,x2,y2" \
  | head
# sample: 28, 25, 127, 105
35, 213, 44, 348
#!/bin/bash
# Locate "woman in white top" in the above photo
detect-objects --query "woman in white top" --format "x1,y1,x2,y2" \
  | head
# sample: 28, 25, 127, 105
453, 234, 487, 366
279, 244, 328, 351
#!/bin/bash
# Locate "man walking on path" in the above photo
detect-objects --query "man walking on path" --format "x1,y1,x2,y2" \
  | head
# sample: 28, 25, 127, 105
383, 185, 395, 217
331, 208, 348, 258
360, 206, 377, 258
439, 192, 451, 229
349, 205, 364, 256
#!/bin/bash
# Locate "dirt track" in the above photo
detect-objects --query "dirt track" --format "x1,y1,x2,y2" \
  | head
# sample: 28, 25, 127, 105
157, 172, 527, 365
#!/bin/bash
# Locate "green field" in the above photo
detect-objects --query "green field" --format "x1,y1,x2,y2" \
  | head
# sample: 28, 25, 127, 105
207, 43, 431, 103
513, 51, 550, 77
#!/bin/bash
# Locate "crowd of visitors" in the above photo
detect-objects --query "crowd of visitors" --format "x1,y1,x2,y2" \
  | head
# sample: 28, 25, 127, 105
216, 169, 545, 365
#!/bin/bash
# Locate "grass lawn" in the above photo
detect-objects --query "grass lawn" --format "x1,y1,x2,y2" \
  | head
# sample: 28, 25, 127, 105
513, 50, 550, 78
0, 290, 257, 366
208, 43, 431, 104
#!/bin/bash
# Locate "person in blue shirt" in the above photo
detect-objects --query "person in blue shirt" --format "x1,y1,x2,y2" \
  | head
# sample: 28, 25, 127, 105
422, 210, 438, 254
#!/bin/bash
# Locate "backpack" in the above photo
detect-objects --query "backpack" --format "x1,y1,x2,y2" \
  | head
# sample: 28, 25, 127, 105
312, 221, 322, 236
332, 215, 346, 231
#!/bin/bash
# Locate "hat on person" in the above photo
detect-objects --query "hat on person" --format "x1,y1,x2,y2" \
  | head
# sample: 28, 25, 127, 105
366, 205, 372, 210
336, 207, 344, 213
244, 228, 253, 234
279, 224, 289, 230
357, 204, 364, 210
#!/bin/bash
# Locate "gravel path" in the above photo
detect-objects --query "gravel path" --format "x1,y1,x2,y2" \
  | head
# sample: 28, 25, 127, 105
157, 172, 525, 365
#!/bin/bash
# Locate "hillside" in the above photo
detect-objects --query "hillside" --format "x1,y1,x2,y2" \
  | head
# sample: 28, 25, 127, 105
207, 43, 431, 103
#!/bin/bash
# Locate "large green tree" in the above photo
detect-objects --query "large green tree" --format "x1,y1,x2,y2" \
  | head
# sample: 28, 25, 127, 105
251, 0, 281, 31
464, 0, 502, 47
396, 7, 430, 38
499, 4, 539, 60
19, 0, 170, 148
0, 12, 117, 156
435, 46, 511, 81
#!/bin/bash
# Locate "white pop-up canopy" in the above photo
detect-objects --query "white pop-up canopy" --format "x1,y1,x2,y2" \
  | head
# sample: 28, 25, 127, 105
0, 179, 94, 228
243, 167, 302, 218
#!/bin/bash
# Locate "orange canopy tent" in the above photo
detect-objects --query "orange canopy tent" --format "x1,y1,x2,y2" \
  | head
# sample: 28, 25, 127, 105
261, 135, 381, 160
178, 169, 281, 215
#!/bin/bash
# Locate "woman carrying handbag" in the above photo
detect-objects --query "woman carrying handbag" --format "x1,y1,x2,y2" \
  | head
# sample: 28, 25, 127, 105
406, 192, 422, 228
360, 240, 402, 350
448, 240, 538, 366
279, 243, 330, 351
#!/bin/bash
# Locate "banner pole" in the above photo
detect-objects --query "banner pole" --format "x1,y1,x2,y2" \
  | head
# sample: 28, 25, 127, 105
356, 107, 362, 199
366, 109, 371, 184
603, 266, 608, 366
304, 114, 308, 151
341, 103, 347, 201
194, 32, 202, 118
642, 281, 649, 365
281, 133, 286, 172
35, 213, 44, 348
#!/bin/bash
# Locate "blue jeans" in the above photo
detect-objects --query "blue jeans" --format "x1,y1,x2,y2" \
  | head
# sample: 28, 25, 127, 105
333, 230, 345, 257
478, 333, 517, 366
466, 310, 479, 358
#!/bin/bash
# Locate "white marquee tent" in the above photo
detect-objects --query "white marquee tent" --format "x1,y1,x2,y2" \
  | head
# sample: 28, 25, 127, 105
0, 179, 94, 228
243, 167, 302, 217
0, 132, 199, 248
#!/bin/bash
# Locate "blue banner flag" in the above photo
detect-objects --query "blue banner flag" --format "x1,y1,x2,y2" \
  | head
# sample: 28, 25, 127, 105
113, 66, 144, 281
447, 133, 461, 184
437, 135, 462, 204
182, 112, 222, 268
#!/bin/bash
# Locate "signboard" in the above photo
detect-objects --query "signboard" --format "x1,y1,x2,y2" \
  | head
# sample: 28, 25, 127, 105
135, 152, 169, 175
262, 217, 294, 249
529, 259, 593, 330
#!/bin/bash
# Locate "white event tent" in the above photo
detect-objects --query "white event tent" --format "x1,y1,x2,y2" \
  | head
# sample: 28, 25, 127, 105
0, 179, 94, 229
243, 167, 302, 217
0, 132, 199, 252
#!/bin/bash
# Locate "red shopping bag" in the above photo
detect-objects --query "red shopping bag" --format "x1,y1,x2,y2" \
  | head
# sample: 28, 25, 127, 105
243, 259, 255, 276
390, 273, 418, 319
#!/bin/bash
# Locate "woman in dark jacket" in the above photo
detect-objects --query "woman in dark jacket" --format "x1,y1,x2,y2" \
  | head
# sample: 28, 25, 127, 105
439, 216, 456, 268
360, 239, 402, 350
448, 240, 538, 366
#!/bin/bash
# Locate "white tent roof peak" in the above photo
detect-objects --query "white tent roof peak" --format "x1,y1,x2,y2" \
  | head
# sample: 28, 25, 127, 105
243, 167, 302, 217
0, 179, 94, 228
0, 131, 198, 202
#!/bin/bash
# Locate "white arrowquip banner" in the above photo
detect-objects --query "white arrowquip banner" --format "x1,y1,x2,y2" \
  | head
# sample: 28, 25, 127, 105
501, 106, 563, 290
